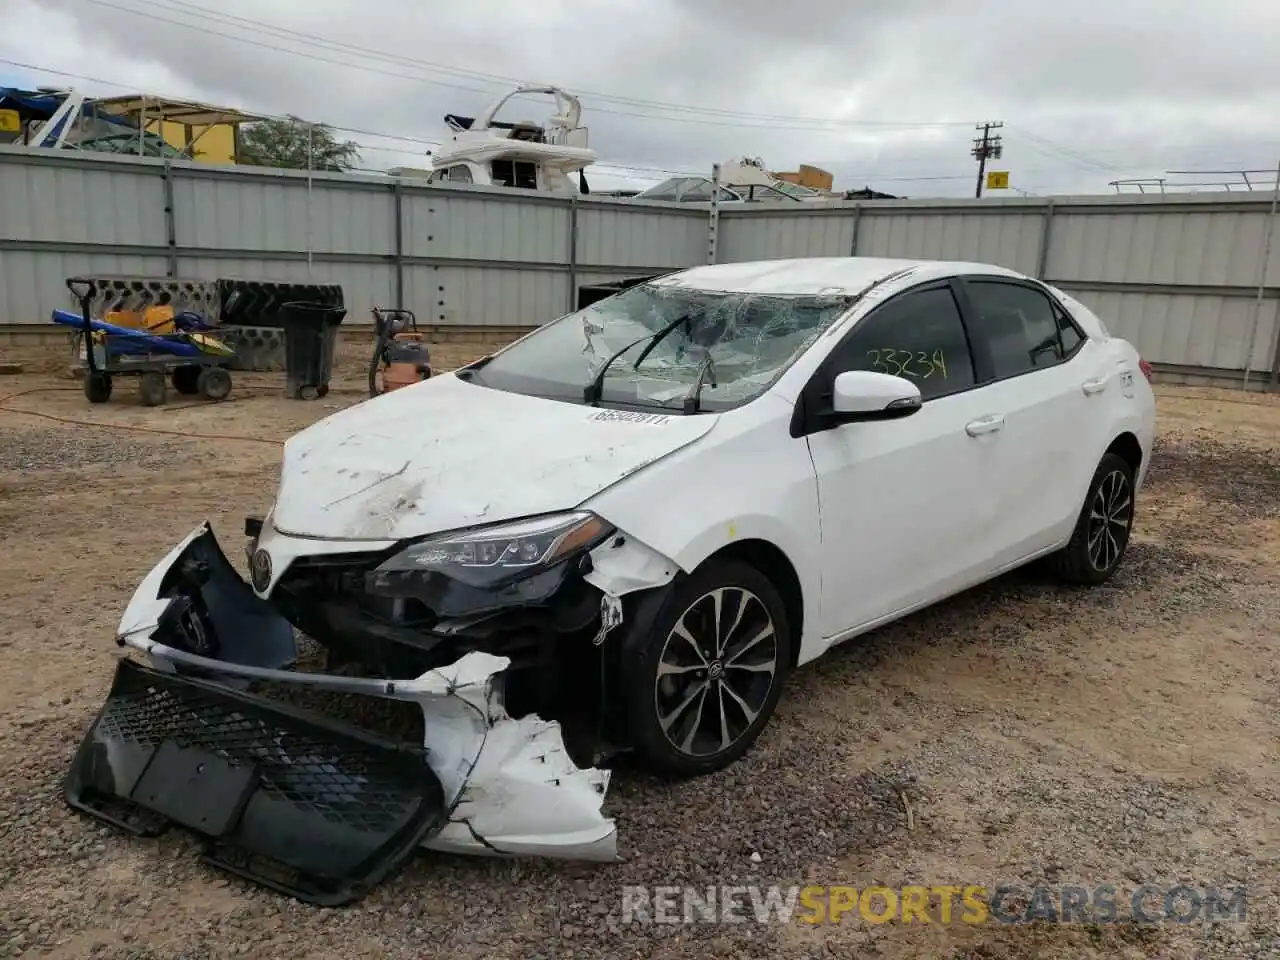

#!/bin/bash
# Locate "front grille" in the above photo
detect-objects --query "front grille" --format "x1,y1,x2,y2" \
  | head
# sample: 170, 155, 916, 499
97, 668, 419, 833
64, 659, 446, 905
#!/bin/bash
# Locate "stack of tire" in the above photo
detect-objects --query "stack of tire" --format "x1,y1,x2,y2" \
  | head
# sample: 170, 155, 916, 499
66, 275, 345, 374
80, 277, 220, 321
214, 279, 346, 373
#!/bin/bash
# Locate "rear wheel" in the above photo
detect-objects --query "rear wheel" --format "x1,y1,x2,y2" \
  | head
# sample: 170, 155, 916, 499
197, 367, 232, 401
623, 560, 792, 777
1047, 451, 1135, 585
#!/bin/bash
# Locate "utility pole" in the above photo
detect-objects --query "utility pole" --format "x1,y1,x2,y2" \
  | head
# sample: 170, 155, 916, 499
972, 121, 1004, 198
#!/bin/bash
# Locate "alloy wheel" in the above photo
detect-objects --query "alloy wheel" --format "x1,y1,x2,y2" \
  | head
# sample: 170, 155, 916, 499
1087, 469, 1132, 572
653, 586, 779, 758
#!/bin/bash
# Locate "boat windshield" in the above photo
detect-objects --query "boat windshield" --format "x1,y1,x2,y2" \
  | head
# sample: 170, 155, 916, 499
464, 282, 856, 412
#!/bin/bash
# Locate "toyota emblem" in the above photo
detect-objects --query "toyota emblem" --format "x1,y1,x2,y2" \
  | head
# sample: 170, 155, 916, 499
250, 548, 273, 593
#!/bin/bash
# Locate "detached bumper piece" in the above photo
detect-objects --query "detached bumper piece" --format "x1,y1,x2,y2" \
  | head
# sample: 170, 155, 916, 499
64, 658, 446, 906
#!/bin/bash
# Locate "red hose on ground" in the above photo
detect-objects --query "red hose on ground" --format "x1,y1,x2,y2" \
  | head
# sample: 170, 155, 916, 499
0, 385, 283, 445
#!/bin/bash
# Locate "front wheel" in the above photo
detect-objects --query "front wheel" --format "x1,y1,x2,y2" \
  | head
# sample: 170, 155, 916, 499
83, 372, 112, 403
197, 366, 232, 401
622, 560, 792, 777
1046, 451, 1136, 586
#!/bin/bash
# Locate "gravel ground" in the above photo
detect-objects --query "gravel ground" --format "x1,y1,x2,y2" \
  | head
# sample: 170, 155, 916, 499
0, 372, 1276, 960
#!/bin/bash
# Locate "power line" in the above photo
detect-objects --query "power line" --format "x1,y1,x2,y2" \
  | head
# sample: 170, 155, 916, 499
27, 0, 1275, 189
71, 0, 981, 132
20, 53, 1255, 191
0, 56, 706, 179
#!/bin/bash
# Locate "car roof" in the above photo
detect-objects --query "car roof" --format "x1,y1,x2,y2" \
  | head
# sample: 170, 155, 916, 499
651, 257, 1028, 297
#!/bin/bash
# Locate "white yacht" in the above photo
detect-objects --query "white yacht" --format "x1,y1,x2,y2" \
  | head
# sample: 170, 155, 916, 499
390, 84, 597, 195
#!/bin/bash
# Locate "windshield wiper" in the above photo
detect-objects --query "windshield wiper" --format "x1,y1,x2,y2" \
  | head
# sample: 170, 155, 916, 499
682, 351, 718, 414
582, 312, 692, 405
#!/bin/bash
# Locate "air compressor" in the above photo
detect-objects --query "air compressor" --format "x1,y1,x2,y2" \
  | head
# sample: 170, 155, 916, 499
368, 306, 432, 397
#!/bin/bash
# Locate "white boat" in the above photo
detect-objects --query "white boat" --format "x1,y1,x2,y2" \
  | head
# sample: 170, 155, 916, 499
390, 84, 597, 195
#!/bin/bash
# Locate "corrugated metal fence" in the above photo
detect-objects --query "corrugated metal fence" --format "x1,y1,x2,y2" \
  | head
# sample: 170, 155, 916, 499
721, 196, 1280, 387
1, 145, 1277, 387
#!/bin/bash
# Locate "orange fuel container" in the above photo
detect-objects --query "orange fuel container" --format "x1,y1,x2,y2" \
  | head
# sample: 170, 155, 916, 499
381, 335, 432, 391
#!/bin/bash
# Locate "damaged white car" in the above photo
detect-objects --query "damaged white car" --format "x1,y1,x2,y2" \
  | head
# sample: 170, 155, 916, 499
65, 256, 1156, 904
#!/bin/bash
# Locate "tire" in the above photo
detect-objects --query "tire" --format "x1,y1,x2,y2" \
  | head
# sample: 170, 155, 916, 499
84, 372, 112, 403
138, 371, 167, 406
171, 365, 201, 395
621, 560, 793, 777
215, 279, 344, 328
197, 366, 233, 401
1046, 451, 1136, 586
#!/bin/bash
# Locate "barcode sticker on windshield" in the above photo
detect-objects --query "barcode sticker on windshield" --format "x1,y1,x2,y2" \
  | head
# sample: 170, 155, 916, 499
588, 410, 673, 425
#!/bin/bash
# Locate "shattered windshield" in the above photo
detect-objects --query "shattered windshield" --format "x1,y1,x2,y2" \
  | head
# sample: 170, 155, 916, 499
467, 282, 856, 412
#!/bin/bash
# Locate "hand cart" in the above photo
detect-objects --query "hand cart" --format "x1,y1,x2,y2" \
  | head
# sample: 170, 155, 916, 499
65, 277, 234, 407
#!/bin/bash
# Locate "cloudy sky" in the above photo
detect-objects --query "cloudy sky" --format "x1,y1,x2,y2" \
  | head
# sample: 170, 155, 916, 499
2, 0, 1279, 197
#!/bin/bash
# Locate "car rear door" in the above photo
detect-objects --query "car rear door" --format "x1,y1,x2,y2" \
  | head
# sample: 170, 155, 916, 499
797, 280, 1006, 642
952, 276, 1117, 566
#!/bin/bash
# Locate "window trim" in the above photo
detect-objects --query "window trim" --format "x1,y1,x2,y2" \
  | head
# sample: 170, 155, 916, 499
490, 158, 539, 189
952, 275, 1089, 385
789, 278, 982, 438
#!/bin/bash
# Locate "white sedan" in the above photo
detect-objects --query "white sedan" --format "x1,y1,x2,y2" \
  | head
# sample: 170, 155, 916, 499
69, 256, 1155, 897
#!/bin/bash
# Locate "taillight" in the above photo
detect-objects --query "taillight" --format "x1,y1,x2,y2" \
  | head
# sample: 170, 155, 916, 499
1138, 358, 1153, 383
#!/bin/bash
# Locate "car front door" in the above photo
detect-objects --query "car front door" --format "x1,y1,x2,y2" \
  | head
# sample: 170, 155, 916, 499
797, 280, 1006, 643
953, 276, 1115, 565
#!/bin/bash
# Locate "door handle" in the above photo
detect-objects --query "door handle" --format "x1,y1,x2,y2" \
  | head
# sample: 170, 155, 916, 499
965, 414, 1005, 437
1082, 377, 1108, 395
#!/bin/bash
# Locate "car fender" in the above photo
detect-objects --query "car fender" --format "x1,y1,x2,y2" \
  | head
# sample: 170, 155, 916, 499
581, 393, 826, 663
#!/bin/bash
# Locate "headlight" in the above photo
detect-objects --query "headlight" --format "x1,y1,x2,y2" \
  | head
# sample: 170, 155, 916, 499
376, 511, 614, 589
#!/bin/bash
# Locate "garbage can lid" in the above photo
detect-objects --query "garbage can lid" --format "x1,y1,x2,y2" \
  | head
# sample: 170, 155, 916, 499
280, 300, 347, 324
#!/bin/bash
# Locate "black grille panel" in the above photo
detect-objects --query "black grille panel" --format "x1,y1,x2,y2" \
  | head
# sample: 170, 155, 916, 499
64, 659, 445, 905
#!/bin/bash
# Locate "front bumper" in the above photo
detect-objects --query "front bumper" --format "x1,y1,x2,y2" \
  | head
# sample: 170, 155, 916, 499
66, 522, 619, 905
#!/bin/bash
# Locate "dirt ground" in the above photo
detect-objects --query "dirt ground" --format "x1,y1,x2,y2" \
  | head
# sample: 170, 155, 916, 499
0, 353, 1277, 959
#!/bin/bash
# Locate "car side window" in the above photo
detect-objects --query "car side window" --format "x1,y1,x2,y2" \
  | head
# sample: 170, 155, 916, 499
826, 286, 976, 401
1055, 301, 1085, 354
965, 280, 1073, 379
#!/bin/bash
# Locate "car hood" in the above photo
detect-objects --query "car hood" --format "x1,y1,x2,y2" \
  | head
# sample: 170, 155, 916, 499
270, 373, 719, 541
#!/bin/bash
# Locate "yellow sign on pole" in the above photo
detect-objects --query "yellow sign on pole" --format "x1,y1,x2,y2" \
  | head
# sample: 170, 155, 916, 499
986, 170, 1010, 190
0, 109, 20, 134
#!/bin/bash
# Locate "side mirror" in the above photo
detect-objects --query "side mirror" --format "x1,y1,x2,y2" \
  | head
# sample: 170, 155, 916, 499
829, 370, 922, 423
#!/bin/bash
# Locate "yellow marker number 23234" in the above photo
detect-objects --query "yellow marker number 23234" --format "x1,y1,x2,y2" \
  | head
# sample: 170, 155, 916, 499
866, 348, 949, 381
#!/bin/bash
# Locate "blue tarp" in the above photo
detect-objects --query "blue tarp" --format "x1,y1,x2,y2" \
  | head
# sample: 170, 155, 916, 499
1, 88, 149, 148
0, 87, 64, 120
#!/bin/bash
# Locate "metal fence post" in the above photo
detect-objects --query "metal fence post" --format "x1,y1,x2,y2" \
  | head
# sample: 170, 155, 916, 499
1244, 158, 1280, 390
849, 203, 863, 256
162, 162, 177, 278
1036, 199, 1055, 279
1270, 325, 1280, 390
568, 193, 579, 313
707, 162, 721, 265
393, 180, 405, 312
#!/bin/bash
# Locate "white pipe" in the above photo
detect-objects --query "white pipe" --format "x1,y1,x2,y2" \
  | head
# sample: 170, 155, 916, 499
306, 119, 314, 278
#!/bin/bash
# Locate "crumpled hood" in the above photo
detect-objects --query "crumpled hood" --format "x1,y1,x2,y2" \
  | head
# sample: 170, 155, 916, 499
271, 373, 718, 541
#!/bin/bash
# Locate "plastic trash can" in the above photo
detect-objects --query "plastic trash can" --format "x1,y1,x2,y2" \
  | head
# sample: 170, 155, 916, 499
280, 301, 346, 399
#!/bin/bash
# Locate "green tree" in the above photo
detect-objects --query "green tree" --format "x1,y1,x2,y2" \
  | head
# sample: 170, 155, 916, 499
239, 116, 360, 171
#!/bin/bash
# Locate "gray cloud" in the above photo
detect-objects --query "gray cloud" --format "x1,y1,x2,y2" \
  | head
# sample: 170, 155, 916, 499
3, 0, 1279, 196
